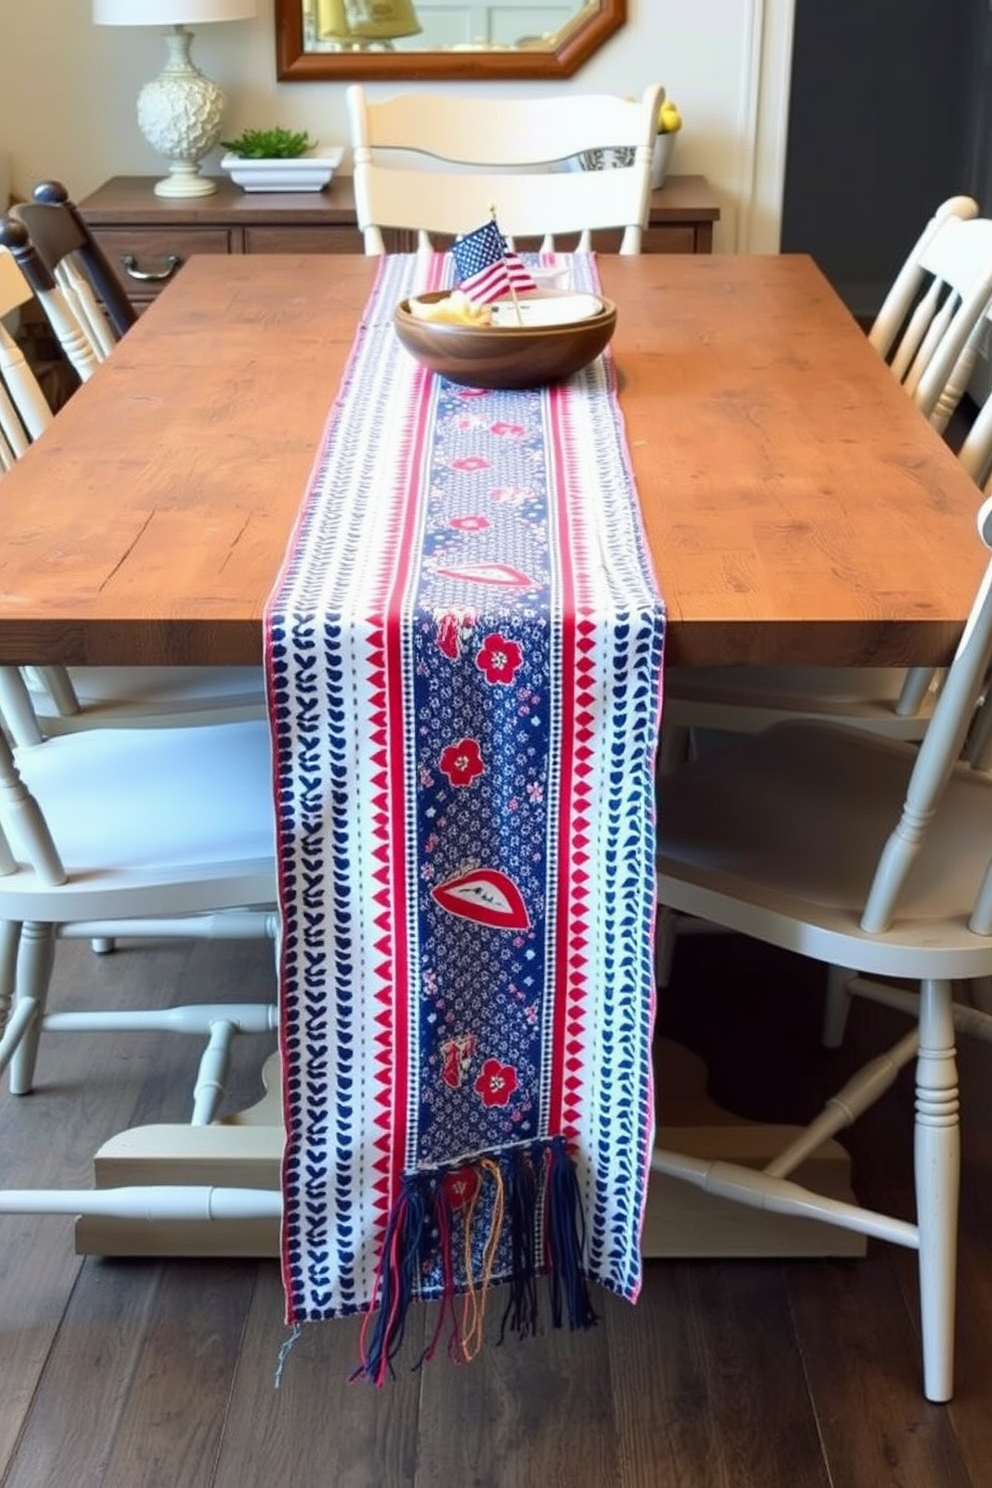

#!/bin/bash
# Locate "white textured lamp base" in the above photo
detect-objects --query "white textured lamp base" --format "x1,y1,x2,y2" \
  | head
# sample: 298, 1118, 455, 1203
153, 164, 219, 199
136, 26, 225, 201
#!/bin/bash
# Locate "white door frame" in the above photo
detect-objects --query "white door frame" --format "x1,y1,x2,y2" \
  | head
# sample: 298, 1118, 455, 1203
739, 0, 797, 253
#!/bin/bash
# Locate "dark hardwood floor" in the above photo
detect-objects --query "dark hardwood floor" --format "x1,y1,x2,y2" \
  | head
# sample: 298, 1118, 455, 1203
0, 929, 990, 1487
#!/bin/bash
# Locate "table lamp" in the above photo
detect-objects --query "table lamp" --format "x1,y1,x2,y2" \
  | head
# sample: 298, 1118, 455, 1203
314, 0, 421, 46
92, 0, 257, 199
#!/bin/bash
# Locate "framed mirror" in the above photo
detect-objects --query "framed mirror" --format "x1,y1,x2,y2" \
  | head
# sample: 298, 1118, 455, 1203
275, 1, 627, 81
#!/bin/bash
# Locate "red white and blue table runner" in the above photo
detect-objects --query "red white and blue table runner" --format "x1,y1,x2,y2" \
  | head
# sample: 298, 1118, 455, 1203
266, 253, 665, 1381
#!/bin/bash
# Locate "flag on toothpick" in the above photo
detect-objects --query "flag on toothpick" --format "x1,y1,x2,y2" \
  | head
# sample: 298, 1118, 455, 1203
451, 215, 538, 305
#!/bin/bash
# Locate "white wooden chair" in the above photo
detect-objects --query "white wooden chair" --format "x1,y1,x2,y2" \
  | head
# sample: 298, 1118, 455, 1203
0, 246, 51, 468
654, 492, 992, 1402
0, 666, 277, 1121
869, 193, 983, 431
0, 244, 266, 741
659, 201, 992, 768
346, 83, 663, 255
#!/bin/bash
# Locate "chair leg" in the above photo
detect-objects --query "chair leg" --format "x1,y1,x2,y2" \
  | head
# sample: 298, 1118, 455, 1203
0, 919, 21, 1038
822, 964, 855, 1048
915, 977, 959, 1403
655, 905, 678, 988
0, 922, 35, 1078
657, 723, 690, 775
9, 921, 55, 1095
968, 976, 992, 1014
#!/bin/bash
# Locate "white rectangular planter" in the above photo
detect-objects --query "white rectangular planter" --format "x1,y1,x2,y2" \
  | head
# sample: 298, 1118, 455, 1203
651, 133, 677, 189
220, 147, 344, 194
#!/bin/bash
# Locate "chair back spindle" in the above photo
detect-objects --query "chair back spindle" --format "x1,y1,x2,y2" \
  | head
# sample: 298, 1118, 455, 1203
31, 666, 82, 719
0, 249, 53, 451
869, 194, 980, 361
0, 670, 66, 885
879, 214, 992, 431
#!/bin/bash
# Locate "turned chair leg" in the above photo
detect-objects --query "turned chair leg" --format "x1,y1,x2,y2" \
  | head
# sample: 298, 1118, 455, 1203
8, 921, 55, 1095
655, 905, 678, 989
657, 723, 690, 775
0, 919, 21, 1039
915, 977, 959, 1403
822, 963, 856, 1048
968, 976, 992, 1013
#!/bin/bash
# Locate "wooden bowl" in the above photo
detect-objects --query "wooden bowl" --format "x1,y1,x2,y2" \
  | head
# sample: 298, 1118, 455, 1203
393, 292, 618, 390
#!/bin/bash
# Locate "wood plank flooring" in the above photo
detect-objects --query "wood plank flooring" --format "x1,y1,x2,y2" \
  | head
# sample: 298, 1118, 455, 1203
1, 930, 991, 1487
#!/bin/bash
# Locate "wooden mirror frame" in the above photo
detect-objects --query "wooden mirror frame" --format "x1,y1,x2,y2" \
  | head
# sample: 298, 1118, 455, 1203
274, 1, 626, 81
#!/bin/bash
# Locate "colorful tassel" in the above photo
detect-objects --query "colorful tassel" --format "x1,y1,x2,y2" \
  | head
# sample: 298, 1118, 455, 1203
544, 1136, 598, 1332
459, 1156, 504, 1360
354, 1173, 430, 1386
357, 1134, 595, 1381
499, 1146, 540, 1343
419, 1174, 474, 1368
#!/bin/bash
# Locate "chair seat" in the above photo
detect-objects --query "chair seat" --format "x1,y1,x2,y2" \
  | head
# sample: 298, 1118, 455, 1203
4, 718, 275, 919
658, 720, 992, 977
664, 666, 937, 737
28, 665, 266, 731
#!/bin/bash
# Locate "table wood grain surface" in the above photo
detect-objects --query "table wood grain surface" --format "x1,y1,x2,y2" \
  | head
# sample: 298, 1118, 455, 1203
0, 252, 983, 669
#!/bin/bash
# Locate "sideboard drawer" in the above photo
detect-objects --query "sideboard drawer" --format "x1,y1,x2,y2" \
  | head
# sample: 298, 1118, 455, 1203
643, 225, 706, 254
243, 224, 363, 254
92, 227, 233, 305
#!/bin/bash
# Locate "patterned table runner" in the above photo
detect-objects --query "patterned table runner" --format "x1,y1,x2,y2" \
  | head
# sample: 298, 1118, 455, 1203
266, 253, 665, 1381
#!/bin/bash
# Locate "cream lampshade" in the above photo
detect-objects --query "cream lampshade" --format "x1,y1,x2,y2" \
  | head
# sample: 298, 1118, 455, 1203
93, 0, 257, 199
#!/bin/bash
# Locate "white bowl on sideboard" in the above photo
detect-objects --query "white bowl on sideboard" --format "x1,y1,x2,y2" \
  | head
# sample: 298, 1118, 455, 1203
220, 146, 344, 194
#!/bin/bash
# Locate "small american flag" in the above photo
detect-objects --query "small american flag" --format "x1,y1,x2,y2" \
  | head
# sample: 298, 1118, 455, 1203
451, 217, 538, 305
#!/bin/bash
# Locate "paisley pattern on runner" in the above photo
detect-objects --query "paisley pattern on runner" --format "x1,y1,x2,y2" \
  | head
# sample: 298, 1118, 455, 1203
266, 253, 665, 1381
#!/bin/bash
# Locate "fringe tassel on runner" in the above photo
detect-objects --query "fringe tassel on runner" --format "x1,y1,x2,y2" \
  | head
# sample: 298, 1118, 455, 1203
354, 1136, 596, 1385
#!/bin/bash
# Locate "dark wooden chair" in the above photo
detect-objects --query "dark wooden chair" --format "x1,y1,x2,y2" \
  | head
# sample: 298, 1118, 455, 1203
0, 217, 267, 740
11, 180, 136, 354
0, 216, 101, 385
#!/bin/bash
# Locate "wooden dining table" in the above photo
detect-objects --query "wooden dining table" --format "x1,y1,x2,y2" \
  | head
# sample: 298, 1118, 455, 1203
0, 251, 983, 673
0, 250, 985, 1261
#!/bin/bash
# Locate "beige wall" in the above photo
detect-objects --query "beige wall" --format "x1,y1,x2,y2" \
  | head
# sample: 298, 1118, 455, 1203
0, 0, 795, 253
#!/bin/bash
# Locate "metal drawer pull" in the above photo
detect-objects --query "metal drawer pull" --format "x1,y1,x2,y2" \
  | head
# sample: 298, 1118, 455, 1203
121, 253, 182, 283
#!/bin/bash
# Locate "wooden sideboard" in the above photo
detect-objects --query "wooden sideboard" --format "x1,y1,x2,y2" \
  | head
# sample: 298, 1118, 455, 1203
78, 173, 721, 312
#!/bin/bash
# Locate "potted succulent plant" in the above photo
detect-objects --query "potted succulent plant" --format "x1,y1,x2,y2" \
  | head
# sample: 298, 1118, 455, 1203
219, 127, 344, 194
